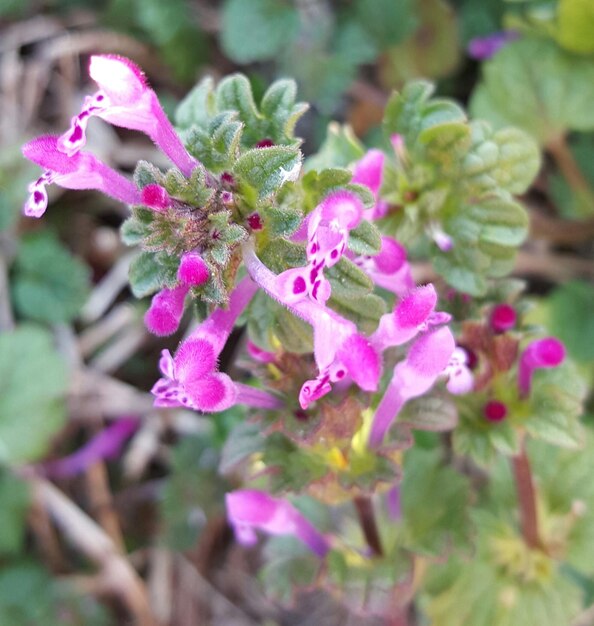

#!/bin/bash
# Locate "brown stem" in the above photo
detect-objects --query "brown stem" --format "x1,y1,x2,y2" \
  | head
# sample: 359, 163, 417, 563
354, 496, 384, 557
548, 134, 594, 202
511, 446, 543, 550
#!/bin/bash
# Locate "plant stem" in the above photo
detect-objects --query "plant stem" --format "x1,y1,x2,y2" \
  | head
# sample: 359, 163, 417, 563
511, 445, 543, 550
548, 134, 594, 204
354, 496, 384, 557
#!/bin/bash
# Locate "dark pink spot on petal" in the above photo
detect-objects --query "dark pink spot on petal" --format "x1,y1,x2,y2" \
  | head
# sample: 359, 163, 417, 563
293, 276, 307, 294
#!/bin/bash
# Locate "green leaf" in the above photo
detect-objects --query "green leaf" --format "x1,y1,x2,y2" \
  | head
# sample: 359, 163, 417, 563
247, 291, 313, 354
347, 219, 382, 256
379, 0, 460, 87
549, 133, 594, 218
175, 77, 216, 131
401, 447, 470, 555
221, 0, 300, 63
260, 536, 319, 604
304, 123, 365, 172
185, 111, 243, 171
260, 78, 309, 145
234, 146, 302, 199
128, 251, 179, 298
384, 80, 467, 150
11, 232, 91, 324
0, 562, 109, 626
215, 73, 262, 132
524, 361, 587, 448
220, 421, 265, 474
470, 37, 594, 145
556, 0, 594, 54
328, 292, 386, 334
354, 0, 417, 48
0, 470, 30, 555
459, 123, 541, 195
425, 548, 581, 626
326, 257, 374, 301
120, 206, 155, 246
258, 238, 306, 273
160, 436, 226, 551
548, 280, 594, 362
397, 394, 458, 432
0, 326, 67, 464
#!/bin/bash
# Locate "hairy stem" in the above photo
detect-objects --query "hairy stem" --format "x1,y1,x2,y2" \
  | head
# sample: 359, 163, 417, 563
511, 445, 543, 550
354, 496, 384, 557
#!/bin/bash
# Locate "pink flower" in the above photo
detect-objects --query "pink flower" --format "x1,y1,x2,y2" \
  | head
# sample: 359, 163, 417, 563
57, 55, 198, 177
442, 347, 474, 395
22, 135, 140, 217
369, 327, 456, 448
243, 241, 381, 409
141, 183, 173, 212
518, 337, 566, 397
152, 338, 238, 412
490, 303, 517, 333
371, 284, 451, 352
151, 278, 281, 412
177, 252, 209, 287
144, 284, 189, 337
276, 190, 364, 306
352, 236, 414, 296
352, 149, 389, 220
226, 490, 330, 557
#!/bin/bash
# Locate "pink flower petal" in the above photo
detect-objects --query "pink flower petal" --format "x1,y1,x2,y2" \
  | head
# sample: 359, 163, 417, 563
175, 337, 217, 384
518, 337, 566, 397
178, 252, 209, 287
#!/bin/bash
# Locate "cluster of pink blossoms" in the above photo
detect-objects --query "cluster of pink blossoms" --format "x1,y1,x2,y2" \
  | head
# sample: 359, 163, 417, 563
22, 54, 566, 557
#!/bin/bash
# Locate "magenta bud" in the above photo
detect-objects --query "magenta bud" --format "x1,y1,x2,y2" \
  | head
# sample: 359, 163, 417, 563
518, 337, 566, 397
483, 400, 507, 422
256, 138, 274, 148
141, 183, 172, 211
178, 252, 209, 287
490, 304, 516, 333
247, 212, 263, 230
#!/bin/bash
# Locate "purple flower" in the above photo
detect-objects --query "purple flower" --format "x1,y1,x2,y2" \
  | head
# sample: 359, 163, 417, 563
57, 55, 198, 177
518, 337, 566, 398
42, 418, 139, 478
144, 284, 189, 337
226, 490, 330, 557
371, 284, 451, 352
151, 277, 281, 412
352, 149, 389, 221
246, 341, 276, 364
242, 241, 381, 408
22, 135, 140, 217
369, 327, 456, 448
276, 190, 364, 306
352, 236, 414, 296
467, 31, 519, 61
443, 347, 474, 395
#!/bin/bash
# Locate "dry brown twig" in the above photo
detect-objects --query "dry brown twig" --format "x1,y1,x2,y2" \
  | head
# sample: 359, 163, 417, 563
29, 477, 158, 626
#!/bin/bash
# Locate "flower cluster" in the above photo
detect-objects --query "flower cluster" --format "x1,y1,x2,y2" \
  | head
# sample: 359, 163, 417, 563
22, 55, 572, 571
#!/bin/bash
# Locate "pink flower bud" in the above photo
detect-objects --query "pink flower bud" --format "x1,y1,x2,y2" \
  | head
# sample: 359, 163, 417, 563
177, 252, 209, 287
490, 304, 517, 333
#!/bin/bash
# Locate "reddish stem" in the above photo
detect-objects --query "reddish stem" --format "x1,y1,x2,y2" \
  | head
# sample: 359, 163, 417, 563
354, 496, 384, 557
511, 446, 543, 550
